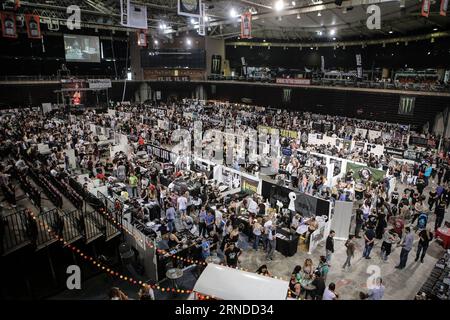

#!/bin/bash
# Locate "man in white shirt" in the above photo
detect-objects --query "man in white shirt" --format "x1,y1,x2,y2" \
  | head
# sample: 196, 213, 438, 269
177, 192, 188, 215
322, 283, 338, 300
264, 218, 276, 261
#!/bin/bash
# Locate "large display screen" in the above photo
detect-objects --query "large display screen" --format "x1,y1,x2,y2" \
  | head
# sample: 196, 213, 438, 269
64, 34, 100, 63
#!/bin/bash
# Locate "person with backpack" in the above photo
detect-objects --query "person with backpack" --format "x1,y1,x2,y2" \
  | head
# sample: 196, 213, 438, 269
317, 256, 330, 281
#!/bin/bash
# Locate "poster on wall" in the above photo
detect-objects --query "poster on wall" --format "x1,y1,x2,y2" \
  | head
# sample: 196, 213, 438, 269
240, 12, 252, 39
25, 14, 41, 39
137, 29, 147, 47
421, 0, 431, 17
178, 0, 202, 17
1, 11, 17, 38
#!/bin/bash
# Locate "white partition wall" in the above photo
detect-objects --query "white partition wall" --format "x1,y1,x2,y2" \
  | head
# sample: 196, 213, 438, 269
330, 201, 353, 241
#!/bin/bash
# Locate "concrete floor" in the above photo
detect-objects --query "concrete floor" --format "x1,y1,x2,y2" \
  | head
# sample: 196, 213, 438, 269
238, 176, 449, 300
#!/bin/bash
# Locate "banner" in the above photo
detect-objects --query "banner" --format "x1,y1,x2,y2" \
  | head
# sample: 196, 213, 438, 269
198, 3, 206, 36
421, 0, 431, 17
441, 0, 449, 16
25, 14, 41, 39
384, 147, 405, 157
121, 0, 148, 29
356, 54, 362, 79
88, 79, 112, 89
320, 56, 325, 73
137, 29, 147, 47
241, 12, 252, 39
275, 78, 311, 86
241, 177, 258, 194
346, 162, 386, 183
178, 0, 202, 17
1, 11, 17, 38
211, 55, 222, 75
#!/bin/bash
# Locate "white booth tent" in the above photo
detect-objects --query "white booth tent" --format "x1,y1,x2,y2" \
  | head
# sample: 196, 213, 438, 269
191, 264, 289, 300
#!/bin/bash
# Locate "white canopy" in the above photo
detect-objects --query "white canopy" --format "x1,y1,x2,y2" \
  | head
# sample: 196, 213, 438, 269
192, 264, 289, 300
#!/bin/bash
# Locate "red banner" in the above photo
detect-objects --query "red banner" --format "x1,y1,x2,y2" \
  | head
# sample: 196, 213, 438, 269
421, 0, 431, 17
240, 12, 252, 39
441, 0, 449, 16
137, 29, 147, 47
25, 14, 41, 39
1, 11, 17, 38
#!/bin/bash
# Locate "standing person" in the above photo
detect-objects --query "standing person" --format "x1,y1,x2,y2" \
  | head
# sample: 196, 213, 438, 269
165, 201, 176, 233
317, 256, 330, 281
415, 228, 433, 263
252, 217, 263, 251
428, 187, 438, 211
177, 192, 188, 216
363, 225, 376, 259
198, 206, 207, 238
355, 205, 364, 238
322, 283, 339, 300
128, 173, 138, 198
434, 199, 446, 231
380, 228, 398, 262
205, 209, 215, 235
224, 242, 241, 268
395, 227, 415, 269
342, 235, 356, 270
311, 271, 326, 300
325, 230, 335, 263
264, 218, 276, 261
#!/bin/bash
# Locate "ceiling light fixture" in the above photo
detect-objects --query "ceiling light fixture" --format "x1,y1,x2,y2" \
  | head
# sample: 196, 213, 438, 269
317, 11, 322, 16
329, 29, 336, 36
274, 0, 285, 12
296, 14, 300, 19
230, 8, 237, 18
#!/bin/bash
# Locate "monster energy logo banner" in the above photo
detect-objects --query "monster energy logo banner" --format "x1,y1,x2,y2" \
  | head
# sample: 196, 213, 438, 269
283, 88, 292, 104
211, 55, 222, 74
398, 96, 415, 115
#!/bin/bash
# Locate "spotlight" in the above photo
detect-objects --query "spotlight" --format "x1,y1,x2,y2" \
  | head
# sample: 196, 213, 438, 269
291, 1, 296, 6
329, 29, 336, 36
230, 8, 237, 18
296, 14, 300, 19
317, 11, 322, 16
274, 0, 284, 12
154, 39, 158, 45
186, 38, 192, 46
388, 28, 393, 34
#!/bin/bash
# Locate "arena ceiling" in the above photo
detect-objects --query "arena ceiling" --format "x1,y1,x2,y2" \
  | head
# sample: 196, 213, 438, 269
10, 0, 450, 41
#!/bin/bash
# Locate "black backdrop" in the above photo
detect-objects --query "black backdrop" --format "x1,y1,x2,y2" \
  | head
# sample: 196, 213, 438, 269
261, 180, 330, 218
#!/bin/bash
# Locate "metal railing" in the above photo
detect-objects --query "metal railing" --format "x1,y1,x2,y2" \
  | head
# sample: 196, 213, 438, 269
1, 209, 30, 255
60, 209, 84, 244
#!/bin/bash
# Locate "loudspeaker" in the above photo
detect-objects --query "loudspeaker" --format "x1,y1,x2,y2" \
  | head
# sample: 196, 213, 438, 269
335, 0, 343, 5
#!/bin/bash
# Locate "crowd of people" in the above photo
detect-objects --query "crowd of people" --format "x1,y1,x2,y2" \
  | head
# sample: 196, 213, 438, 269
1, 99, 449, 301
